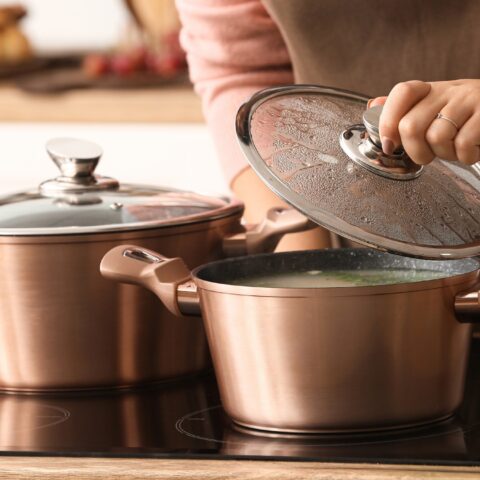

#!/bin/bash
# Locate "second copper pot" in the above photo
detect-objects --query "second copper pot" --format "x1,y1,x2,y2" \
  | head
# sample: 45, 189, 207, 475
101, 247, 480, 433
0, 137, 313, 392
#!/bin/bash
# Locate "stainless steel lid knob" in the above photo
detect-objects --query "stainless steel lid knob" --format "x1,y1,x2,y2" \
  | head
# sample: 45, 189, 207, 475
362, 105, 383, 148
46, 138, 103, 180
340, 105, 423, 180
40, 138, 119, 195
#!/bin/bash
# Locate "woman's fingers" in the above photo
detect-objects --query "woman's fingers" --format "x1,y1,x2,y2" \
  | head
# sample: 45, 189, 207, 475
398, 98, 446, 164
379, 80, 431, 154
454, 113, 480, 165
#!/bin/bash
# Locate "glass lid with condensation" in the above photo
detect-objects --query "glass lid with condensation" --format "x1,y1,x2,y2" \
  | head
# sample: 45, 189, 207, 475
236, 85, 480, 259
0, 138, 241, 236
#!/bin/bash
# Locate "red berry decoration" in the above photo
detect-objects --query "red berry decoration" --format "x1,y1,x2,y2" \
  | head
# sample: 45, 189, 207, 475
83, 54, 110, 78
128, 46, 148, 70
110, 54, 136, 76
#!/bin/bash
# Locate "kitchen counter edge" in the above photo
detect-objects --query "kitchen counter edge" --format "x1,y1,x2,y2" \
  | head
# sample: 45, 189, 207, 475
0, 457, 479, 479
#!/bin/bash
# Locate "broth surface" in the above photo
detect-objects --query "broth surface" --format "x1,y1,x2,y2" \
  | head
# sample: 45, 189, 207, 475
230, 269, 447, 288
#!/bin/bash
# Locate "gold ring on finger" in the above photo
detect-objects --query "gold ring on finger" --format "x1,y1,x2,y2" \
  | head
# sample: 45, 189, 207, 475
435, 113, 460, 132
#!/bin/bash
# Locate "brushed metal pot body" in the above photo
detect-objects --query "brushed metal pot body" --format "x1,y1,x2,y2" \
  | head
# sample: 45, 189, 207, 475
0, 204, 311, 392
0, 216, 237, 392
101, 248, 480, 433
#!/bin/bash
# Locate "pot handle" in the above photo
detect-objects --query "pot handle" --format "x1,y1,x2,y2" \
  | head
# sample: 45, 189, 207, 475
100, 245, 199, 317
455, 287, 480, 323
223, 207, 316, 256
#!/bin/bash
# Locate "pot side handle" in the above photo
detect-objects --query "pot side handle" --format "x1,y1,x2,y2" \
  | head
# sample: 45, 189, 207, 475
223, 207, 316, 256
455, 288, 480, 323
100, 245, 199, 317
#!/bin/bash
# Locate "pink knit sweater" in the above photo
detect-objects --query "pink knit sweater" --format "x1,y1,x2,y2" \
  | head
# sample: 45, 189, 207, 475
176, 0, 292, 184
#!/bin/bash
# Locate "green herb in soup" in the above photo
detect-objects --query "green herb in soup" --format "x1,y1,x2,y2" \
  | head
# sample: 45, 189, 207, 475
230, 269, 446, 288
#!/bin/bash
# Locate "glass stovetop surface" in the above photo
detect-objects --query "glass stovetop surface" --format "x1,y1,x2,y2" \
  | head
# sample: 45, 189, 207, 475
3, 340, 480, 467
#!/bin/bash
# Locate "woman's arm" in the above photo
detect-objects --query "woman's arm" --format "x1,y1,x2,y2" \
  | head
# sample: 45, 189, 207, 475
176, 0, 332, 249
176, 0, 293, 184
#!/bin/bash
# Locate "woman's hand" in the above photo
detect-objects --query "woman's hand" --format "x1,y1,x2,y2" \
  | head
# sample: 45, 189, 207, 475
369, 79, 480, 165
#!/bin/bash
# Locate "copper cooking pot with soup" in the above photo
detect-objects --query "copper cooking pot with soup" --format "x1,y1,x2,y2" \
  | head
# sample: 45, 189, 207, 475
101, 247, 480, 433
101, 85, 480, 433
0, 138, 311, 392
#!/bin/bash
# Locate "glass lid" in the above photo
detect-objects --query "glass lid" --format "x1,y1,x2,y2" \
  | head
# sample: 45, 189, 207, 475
236, 85, 480, 259
0, 138, 241, 236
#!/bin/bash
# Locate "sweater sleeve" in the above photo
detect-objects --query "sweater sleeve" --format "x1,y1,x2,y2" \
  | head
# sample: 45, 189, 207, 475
176, 0, 293, 184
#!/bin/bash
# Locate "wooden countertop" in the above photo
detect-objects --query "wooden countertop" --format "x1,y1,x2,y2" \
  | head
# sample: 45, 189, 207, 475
0, 84, 203, 123
0, 458, 479, 479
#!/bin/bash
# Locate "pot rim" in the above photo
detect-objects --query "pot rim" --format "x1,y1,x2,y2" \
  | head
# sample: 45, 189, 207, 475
192, 248, 480, 298
0, 210, 244, 245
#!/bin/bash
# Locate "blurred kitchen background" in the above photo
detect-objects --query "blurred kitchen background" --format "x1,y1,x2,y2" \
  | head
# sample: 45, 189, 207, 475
0, 0, 228, 195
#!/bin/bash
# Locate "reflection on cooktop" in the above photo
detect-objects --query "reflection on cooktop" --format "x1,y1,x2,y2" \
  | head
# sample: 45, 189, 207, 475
177, 405, 477, 460
0, 340, 480, 467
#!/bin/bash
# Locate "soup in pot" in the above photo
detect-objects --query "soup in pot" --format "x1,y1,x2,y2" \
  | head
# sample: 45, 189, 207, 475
229, 268, 447, 288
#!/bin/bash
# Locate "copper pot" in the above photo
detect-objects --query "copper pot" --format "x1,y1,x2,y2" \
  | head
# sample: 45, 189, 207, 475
101, 247, 480, 433
0, 138, 311, 392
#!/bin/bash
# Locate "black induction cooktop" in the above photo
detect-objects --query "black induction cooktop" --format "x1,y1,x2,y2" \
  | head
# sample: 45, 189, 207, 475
2, 340, 480, 467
